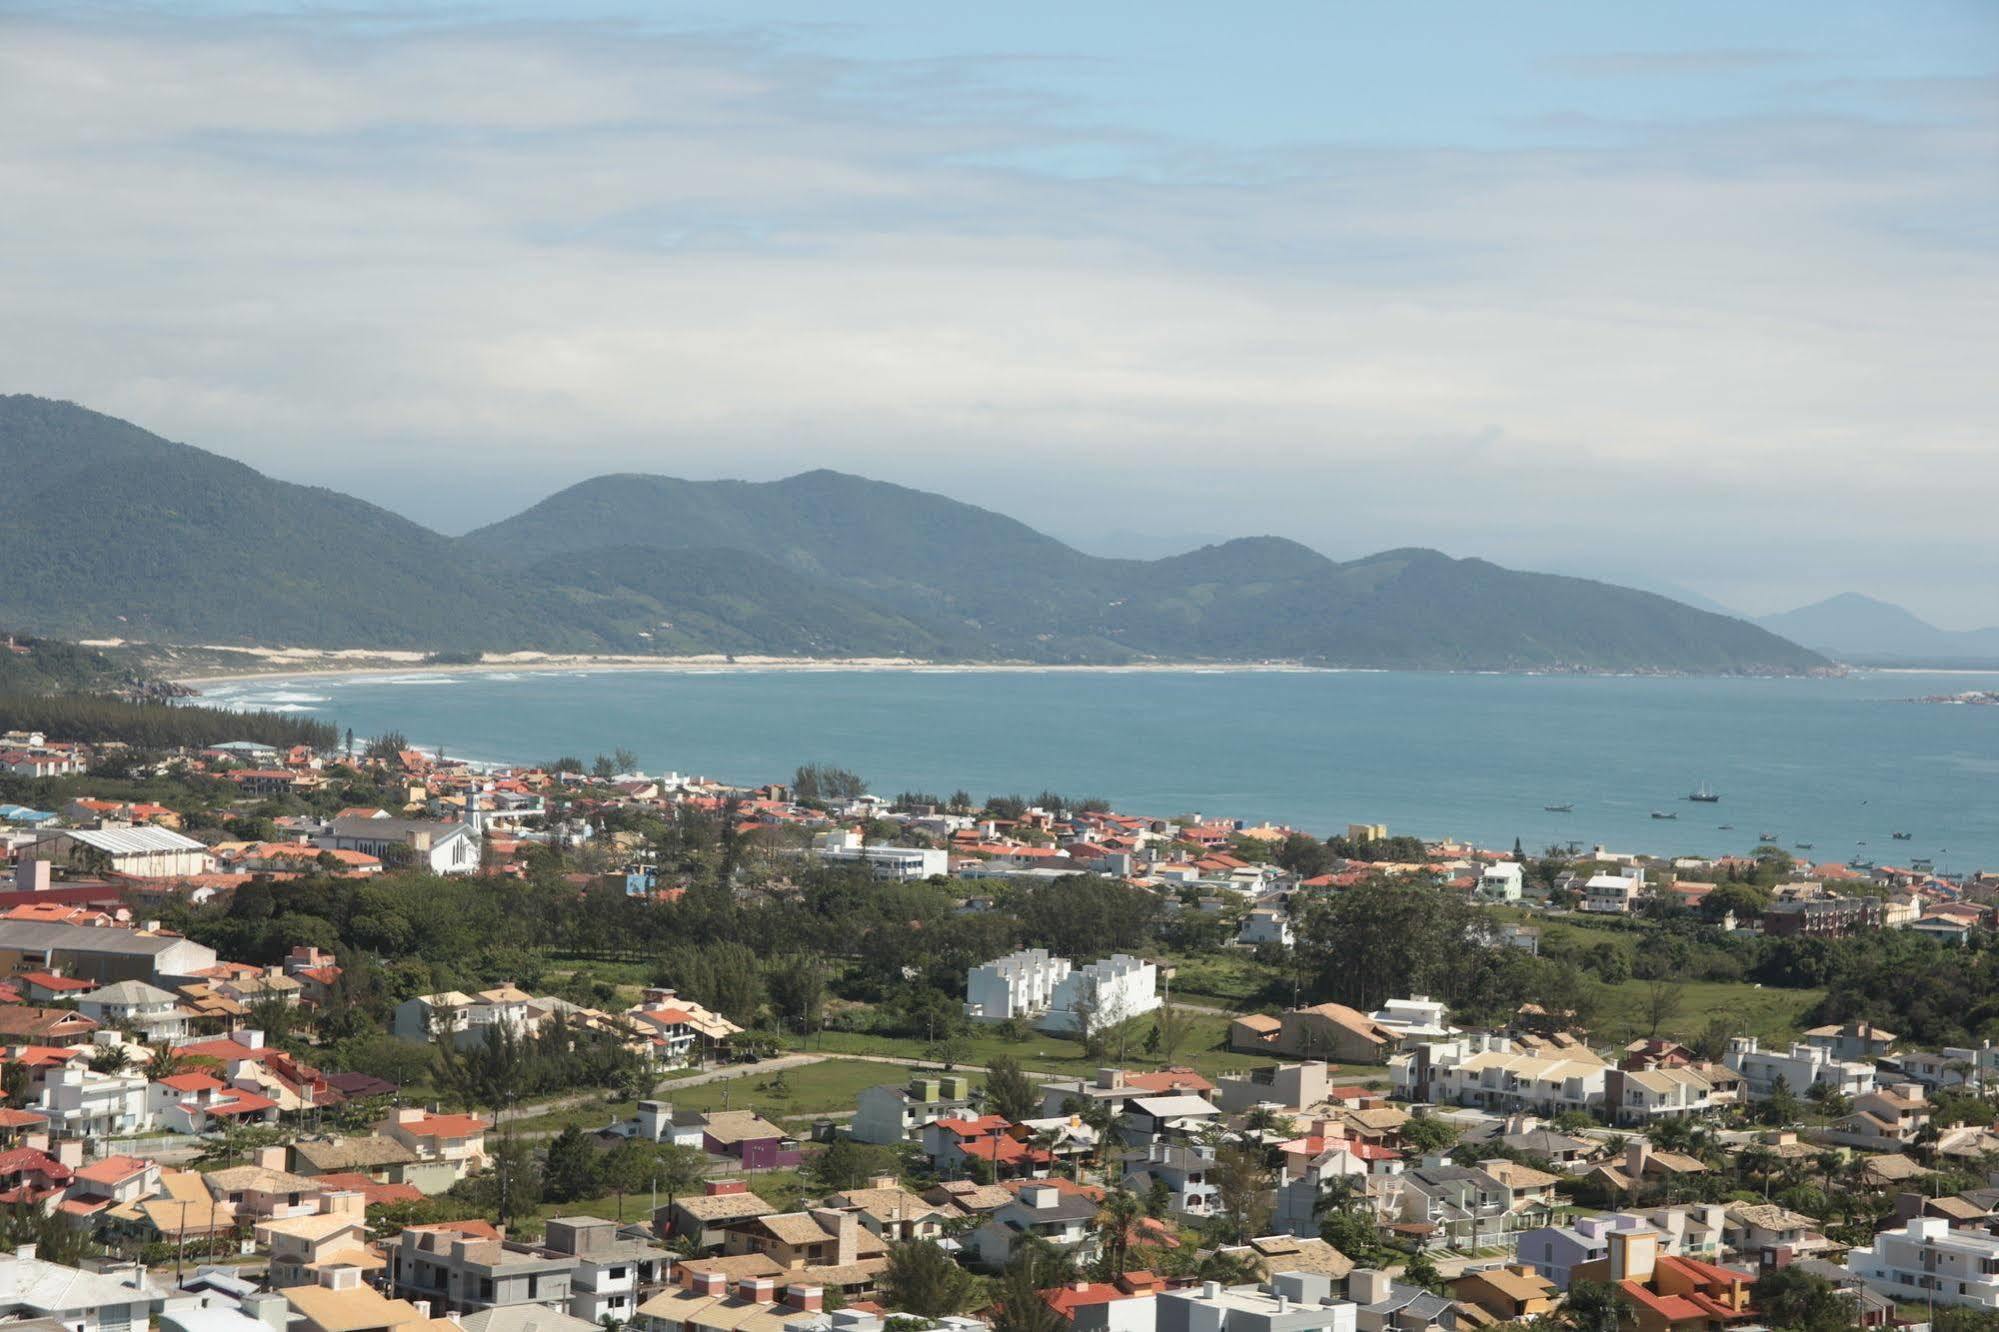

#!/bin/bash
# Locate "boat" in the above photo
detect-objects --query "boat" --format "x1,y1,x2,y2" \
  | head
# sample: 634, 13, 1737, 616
1651, 810, 1677, 820
1543, 803, 1574, 813
1912, 857, 1933, 869
1794, 842, 1813, 850
1717, 824, 1735, 831
1759, 832, 1778, 842
1688, 782, 1720, 803
1892, 831, 1913, 841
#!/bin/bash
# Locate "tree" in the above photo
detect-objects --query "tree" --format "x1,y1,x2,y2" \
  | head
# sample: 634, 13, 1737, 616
767, 956, 828, 1033
543, 1126, 601, 1203
364, 731, 410, 760
1097, 1188, 1144, 1277
983, 1056, 1039, 1125
1401, 1251, 1443, 1293
652, 1143, 708, 1212
810, 1139, 902, 1193
1210, 1142, 1273, 1243
598, 1140, 659, 1222
881, 1239, 979, 1318
1750, 1268, 1854, 1332
990, 1243, 1071, 1332
1562, 1280, 1633, 1332
1319, 1210, 1388, 1268
1399, 1115, 1460, 1156
1644, 980, 1684, 1038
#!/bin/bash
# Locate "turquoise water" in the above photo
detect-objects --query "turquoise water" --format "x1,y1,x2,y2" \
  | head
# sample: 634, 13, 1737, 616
200, 668, 1999, 872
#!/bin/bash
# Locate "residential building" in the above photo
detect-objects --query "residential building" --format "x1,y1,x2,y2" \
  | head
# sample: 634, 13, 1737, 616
1568, 1229, 1755, 1332
1604, 1066, 1724, 1125
849, 1074, 974, 1146
1723, 1036, 1875, 1100
820, 1179, 954, 1243
1846, 1216, 1999, 1311
1227, 1004, 1397, 1065
1215, 1061, 1338, 1115
716, 1208, 885, 1298
389, 1223, 577, 1315
314, 817, 479, 876
1800, 1021, 1899, 1064
698, 1112, 798, 1170
259, 1195, 373, 1290
1477, 863, 1525, 902
1236, 909, 1295, 948
1155, 1273, 1356, 1332
41, 1065, 151, 1139
1827, 1083, 1933, 1151
1721, 1203, 1834, 1266
1582, 870, 1646, 914
282, 1265, 435, 1332
965, 949, 1071, 1023
76, 980, 189, 1042
968, 1182, 1101, 1272
810, 830, 947, 881
1426, 1045, 1609, 1116
1449, 1265, 1558, 1323
1763, 896, 1884, 937
537, 1216, 668, 1325
1041, 954, 1159, 1034
656, 1181, 775, 1254
377, 1109, 490, 1183
1122, 1138, 1219, 1216
1344, 1269, 1468, 1332
0, 1247, 170, 1332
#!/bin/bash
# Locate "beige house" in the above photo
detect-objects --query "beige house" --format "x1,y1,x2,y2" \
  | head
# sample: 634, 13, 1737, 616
260, 1194, 374, 1290
1227, 1004, 1397, 1064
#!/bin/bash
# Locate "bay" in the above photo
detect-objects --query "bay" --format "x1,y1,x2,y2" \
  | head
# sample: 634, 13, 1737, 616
198, 667, 1999, 872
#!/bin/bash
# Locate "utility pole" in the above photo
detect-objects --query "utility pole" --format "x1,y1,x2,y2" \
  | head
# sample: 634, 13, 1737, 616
175, 1198, 189, 1282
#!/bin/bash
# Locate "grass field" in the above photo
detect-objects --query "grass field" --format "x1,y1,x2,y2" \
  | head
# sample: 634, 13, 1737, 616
1594, 977, 1823, 1047
656, 1059, 907, 1119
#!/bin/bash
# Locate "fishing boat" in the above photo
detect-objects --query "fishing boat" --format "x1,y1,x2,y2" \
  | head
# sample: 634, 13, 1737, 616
1543, 803, 1574, 813
1688, 781, 1720, 803
1794, 842, 1813, 850
1759, 832, 1778, 842
1651, 810, 1677, 820
1892, 831, 1913, 841
1717, 824, 1735, 831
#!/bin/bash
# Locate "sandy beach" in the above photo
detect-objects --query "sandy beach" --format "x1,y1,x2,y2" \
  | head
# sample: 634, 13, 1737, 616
171, 650, 1334, 689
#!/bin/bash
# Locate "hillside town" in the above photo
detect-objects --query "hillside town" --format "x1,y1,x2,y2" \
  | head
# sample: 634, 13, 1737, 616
0, 724, 1994, 1332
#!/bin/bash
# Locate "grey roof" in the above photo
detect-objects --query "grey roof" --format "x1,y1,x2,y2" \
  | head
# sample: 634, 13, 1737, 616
43, 826, 207, 855
0, 1255, 171, 1316
0, 921, 198, 957
81, 980, 180, 1006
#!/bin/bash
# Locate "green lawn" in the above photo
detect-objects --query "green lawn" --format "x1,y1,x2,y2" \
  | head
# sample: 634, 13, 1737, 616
805, 1012, 1342, 1083
1160, 950, 1287, 1009
1593, 978, 1822, 1047
526, 1165, 817, 1229
656, 1059, 909, 1120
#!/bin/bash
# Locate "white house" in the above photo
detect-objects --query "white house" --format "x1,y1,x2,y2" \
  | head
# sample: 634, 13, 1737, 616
1724, 1036, 1876, 1100
965, 949, 1071, 1023
1847, 1217, 1999, 1310
0, 1248, 170, 1332
850, 1075, 975, 1146
1370, 995, 1455, 1042
40, 1066, 153, 1139
77, 980, 189, 1043
1042, 954, 1160, 1035
811, 829, 948, 881
1582, 870, 1645, 914
1235, 908, 1295, 948
314, 816, 478, 875
1478, 862, 1525, 902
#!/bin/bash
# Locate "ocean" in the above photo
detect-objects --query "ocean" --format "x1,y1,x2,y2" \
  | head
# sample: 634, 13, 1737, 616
196, 667, 1999, 871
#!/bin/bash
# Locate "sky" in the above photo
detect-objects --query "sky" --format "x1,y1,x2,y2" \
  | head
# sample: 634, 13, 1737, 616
4, 2, 1996, 624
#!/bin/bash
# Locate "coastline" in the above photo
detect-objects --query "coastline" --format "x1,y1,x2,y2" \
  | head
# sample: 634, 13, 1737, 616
172, 653, 1345, 690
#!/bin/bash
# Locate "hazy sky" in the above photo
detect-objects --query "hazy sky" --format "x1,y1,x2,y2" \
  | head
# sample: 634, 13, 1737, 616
5, 2, 1996, 624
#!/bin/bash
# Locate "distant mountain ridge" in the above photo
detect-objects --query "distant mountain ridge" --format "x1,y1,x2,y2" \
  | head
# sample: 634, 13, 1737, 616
1756, 593, 1999, 664
0, 395, 1827, 673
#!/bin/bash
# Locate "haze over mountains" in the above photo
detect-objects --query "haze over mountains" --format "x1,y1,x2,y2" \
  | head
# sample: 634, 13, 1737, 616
0, 396, 1827, 673
1755, 594, 1999, 666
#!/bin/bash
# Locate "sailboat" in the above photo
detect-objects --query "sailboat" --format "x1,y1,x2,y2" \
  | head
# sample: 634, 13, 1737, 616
1688, 781, 1720, 803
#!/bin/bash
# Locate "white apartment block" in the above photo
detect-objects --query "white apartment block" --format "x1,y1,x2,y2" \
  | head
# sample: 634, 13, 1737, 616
965, 949, 1072, 1023
1478, 863, 1525, 902
1724, 1037, 1876, 1100
1581, 870, 1645, 914
1043, 954, 1160, 1035
1847, 1217, 1999, 1310
41, 1066, 153, 1139
1426, 1045, 1608, 1115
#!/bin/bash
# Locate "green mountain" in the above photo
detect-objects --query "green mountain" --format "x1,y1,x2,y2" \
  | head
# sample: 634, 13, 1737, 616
0, 396, 1827, 672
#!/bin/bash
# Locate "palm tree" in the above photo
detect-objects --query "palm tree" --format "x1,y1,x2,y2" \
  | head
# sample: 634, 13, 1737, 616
1313, 1172, 1365, 1219
1096, 1188, 1144, 1278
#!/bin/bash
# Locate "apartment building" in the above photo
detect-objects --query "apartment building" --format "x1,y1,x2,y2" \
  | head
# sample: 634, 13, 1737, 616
1847, 1217, 1999, 1311
965, 949, 1071, 1023
1723, 1037, 1876, 1100
849, 1074, 974, 1146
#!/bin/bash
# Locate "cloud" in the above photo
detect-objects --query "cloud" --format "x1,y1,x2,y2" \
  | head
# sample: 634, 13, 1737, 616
0, 9, 1994, 623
